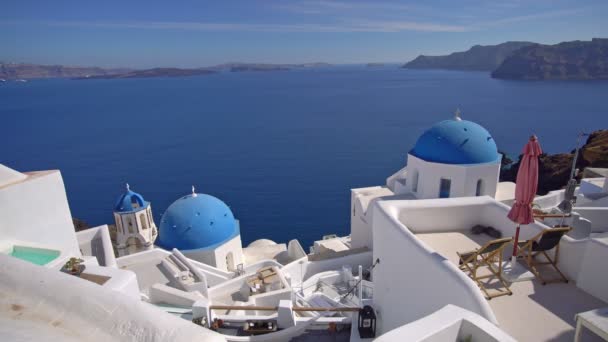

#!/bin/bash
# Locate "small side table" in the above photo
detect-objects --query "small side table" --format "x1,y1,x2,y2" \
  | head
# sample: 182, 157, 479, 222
574, 307, 608, 342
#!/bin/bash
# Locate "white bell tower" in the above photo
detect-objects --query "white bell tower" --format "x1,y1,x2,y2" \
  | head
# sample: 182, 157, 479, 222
113, 183, 158, 256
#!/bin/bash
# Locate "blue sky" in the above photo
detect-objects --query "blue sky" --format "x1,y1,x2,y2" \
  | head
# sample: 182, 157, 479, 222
1, 0, 607, 68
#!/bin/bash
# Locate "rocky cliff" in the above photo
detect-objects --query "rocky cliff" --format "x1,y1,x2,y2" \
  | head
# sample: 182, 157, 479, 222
500, 130, 608, 194
492, 38, 608, 80
403, 41, 534, 71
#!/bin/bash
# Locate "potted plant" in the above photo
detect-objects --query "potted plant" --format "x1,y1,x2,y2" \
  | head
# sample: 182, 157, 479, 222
62, 257, 85, 276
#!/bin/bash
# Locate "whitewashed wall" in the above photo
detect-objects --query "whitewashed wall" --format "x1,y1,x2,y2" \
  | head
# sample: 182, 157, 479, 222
183, 235, 243, 272
371, 201, 496, 335
0, 170, 79, 256
282, 252, 373, 288
573, 207, 608, 232
76, 225, 117, 267
405, 155, 499, 200
577, 234, 608, 302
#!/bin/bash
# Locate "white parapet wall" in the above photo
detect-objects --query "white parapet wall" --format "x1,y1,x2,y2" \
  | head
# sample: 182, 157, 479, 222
374, 305, 516, 342
371, 198, 497, 335
392, 195, 592, 282
76, 225, 117, 267
117, 248, 232, 288
0, 254, 225, 342
572, 207, 608, 233
281, 251, 373, 288
576, 233, 608, 303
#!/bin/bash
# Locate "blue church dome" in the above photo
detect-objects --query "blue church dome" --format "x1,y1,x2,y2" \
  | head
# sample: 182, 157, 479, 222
410, 118, 500, 165
114, 185, 148, 212
158, 193, 239, 251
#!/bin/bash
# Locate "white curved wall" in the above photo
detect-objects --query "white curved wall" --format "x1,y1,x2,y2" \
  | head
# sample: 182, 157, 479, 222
371, 199, 496, 335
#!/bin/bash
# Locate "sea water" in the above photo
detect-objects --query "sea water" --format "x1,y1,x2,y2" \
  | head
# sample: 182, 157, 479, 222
2, 66, 608, 248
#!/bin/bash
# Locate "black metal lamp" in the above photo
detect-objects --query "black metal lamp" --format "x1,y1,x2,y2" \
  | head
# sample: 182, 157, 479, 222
358, 305, 377, 338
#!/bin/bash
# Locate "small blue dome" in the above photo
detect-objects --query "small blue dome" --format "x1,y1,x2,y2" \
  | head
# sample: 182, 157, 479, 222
114, 188, 147, 212
410, 119, 500, 164
158, 193, 238, 251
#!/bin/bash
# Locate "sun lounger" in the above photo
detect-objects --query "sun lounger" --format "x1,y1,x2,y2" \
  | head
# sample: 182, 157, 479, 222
458, 237, 513, 299
516, 227, 571, 285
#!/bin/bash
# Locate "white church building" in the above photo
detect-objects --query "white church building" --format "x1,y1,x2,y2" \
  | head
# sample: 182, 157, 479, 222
156, 188, 244, 272
113, 184, 158, 256
351, 113, 512, 250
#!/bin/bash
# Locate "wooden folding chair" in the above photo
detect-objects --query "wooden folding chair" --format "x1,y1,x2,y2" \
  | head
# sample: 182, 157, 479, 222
516, 227, 572, 285
457, 237, 513, 300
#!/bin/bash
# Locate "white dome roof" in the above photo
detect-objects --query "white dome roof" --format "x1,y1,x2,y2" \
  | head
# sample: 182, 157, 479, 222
247, 239, 277, 248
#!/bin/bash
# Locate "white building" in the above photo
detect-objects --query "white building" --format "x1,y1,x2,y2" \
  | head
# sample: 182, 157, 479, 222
113, 184, 158, 256
0, 164, 80, 258
391, 112, 501, 199
351, 114, 504, 249
157, 188, 244, 272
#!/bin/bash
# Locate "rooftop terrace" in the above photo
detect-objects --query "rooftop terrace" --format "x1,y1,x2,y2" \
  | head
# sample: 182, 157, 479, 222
417, 231, 606, 342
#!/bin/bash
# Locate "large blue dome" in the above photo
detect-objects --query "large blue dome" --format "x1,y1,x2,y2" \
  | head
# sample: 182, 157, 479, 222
158, 193, 238, 251
410, 119, 500, 165
114, 187, 148, 212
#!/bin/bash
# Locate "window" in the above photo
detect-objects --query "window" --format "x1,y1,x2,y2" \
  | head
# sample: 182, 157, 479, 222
411, 170, 419, 193
476, 179, 484, 196
140, 213, 148, 229
439, 178, 451, 198
131, 196, 140, 209
127, 217, 135, 234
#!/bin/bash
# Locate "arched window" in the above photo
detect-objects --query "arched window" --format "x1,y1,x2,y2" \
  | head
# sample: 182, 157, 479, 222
131, 196, 140, 209
439, 178, 451, 198
127, 217, 135, 234
140, 213, 148, 229
476, 179, 484, 196
411, 170, 419, 193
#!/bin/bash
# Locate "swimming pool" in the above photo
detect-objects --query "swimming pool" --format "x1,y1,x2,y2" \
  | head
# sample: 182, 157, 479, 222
9, 246, 61, 266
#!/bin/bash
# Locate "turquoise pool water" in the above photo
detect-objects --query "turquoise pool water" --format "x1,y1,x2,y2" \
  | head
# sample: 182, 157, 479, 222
10, 246, 60, 265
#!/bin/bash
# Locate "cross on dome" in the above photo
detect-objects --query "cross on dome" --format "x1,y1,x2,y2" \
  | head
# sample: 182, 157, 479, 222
454, 108, 462, 121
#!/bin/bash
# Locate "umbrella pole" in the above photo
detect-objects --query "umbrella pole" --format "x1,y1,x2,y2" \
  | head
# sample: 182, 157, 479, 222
511, 225, 521, 263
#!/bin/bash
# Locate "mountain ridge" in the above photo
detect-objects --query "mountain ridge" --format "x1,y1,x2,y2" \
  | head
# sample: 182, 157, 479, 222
403, 41, 535, 71
492, 38, 608, 80
0, 62, 332, 80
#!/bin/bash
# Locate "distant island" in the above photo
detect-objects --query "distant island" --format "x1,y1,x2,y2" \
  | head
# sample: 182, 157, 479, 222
0, 63, 131, 80
492, 38, 608, 80
403, 41, 534, 71
77, 68, 216, 79
403, 38, 608, 80
0, 62, 331, 80
208, 62, 331, 73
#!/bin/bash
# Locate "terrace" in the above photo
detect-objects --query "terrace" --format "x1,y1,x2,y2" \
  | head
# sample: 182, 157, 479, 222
417, 230, 606, 341
372, 195, 608, 341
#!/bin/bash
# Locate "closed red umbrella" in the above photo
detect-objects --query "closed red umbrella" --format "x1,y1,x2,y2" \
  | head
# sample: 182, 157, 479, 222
508, 135, 543, 259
